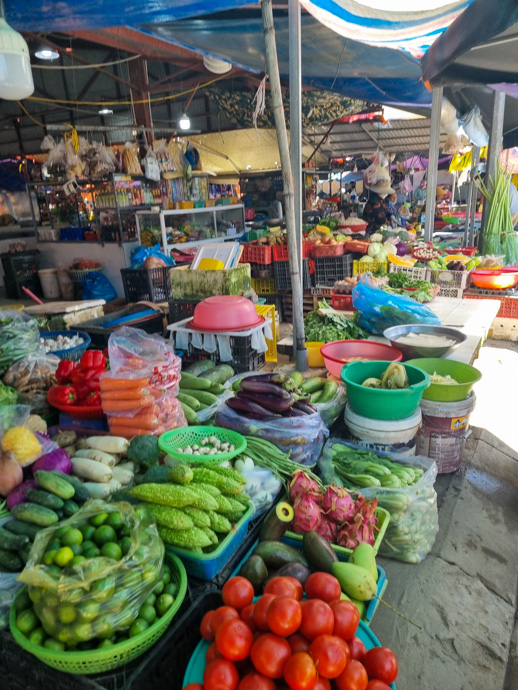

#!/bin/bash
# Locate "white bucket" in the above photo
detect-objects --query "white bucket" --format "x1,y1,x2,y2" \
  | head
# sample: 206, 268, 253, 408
344, 403, 422, 456
38, 269, 61, 299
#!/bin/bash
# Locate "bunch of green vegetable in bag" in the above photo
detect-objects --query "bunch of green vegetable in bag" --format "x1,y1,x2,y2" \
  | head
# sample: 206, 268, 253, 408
0, 381, 17, 406
383, 272, 439, 303
0, 311, 40, 377
304, 300, 368, 343
178, 361, 235, 425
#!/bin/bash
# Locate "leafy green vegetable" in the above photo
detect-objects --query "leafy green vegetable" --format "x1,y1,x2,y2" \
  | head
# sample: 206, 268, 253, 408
0, 381, 17, 406
304, 300, 369, 343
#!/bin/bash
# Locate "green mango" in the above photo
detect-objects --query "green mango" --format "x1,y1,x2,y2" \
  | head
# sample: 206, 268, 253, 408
332, 561, 377, 601
350, 544, 378, 583
340, 591, 367, 619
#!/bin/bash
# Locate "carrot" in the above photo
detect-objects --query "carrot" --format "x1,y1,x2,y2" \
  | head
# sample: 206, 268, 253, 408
101, 397, 153, 412
101, 387, 150, 401
109, 415, 158, 430
100, 377, 149, 391
135, 405, 159, 418
108, 425, 155, 439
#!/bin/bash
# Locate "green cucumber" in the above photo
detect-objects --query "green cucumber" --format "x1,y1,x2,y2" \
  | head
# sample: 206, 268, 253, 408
300, 377, 327, 394
49, 472, 90, 503
184, 360, 216, 376
0, 548, 23, 572
239, 555, 268, 594
25, 489, 64, 511
202, 365, 235, 385
318, 381, 338, 404
34, 470, 75, 500
11, 503, 59, 527
179, 373, 212, 390
4, 520, 40, 540
184, 390, 219, 406
180, 402, 198, 425
209, 383, 225, 395
290, 372, 304, 388
310, 390, 323, 404
18, 544, 31, 564
63, 499, 80, 517
0, 527, 29, 551
302, 530, 338, 574
177, 392, 201, 411
253, 541, 309, 570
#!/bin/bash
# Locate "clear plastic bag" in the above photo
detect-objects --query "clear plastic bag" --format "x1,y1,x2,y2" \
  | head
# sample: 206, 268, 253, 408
0, 310, 41, 377
215, 402, 328, 467
0, 405, 31, 439
43, 140, 68, 180
352, 275, 441, 335
319, 438, 439, 563
123, 142, 143, 176
3, 353, 59, 415
154, 139, 176, 172
0, 517, 23, 630
314, 384, 347, 428
18, 500, 164, 644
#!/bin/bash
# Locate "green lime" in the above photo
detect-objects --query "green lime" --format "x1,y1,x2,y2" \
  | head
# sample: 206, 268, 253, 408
106, 512, 123, 530
78, 600, 100, 622
81, 540, 95, 552
89, 512, 109, 527
64, 587, 84, 604
132, 546, 147, 564
162, 570, 171, 585
94, 619, 115, 640
57, 604, 77, 625
71, 555, 86, 567
15, 590, 31, 612
153, 580, 164, 596
103, 591, 128, 614
54, 547, 74, 567
79, 524, 96, 540
164, 582, 179, 598
55, 526, 70, 540
70, 544, 83, 556
120, 537, 133, 556
48, 564, 62, 575
122, 570, 142, 589
48, 539, 61, 551
83, 546, 101, 559
28, 627, 46, 646
120, 525, 131, 537
39, 607, 56, 630
74, 622, 94, 642
91, 576, 116, 602
62, 528, 83, 547
98, 639, 114, 649
94, 525, 116, 547
28, 586, 43, 604
134, 506, 152, 523
16, 608, 39, 635
141, 566, 156, 584
42, 550, 57, 566
129, 618, 149, 638
44, 638, 65, 652
56, 627, 75, 645
118, 606, 139, 629
139, 604, 157, 625
43, 592, 60, 609
156, 594, 174, 617
100, 542, 122, 561
144, 593, 156, 607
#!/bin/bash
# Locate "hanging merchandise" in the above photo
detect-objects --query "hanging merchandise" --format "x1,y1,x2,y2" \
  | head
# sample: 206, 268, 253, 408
123, 142, 143, 176
65, 139, 85, 179
458, 106, 489, 148
154, 139, 176, 173
143, 148, 161, 182
42, 139, 67, 181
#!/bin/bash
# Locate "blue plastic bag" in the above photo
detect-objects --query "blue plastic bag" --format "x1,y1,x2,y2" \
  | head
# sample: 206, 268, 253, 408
352, 275, 441, 335
131, 243, 175, 269
82, 272, 117, 301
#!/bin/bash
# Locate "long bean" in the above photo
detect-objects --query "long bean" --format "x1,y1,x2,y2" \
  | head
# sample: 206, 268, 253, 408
244, 436, 322, 487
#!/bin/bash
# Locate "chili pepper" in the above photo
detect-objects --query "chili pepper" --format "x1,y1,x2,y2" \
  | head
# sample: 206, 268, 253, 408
79, 350, 106, 371
83, 368, 103, 393
70, 371, 90, 400
85, 391, 102, 407
54, 385, 77, 406
55, 360, 78, 385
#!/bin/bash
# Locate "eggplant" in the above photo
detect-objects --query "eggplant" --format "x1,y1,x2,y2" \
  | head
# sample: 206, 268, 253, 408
226, 397, 281, 420
241, 374, 290, 386
293, 401, 318, 415
240, 379, 292, 400
287, 407, 306, 417
237, 391, 294, 413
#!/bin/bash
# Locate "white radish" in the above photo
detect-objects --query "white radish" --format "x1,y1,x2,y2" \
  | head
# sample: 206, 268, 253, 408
86, 436, 129, 454
71, 457, 112, 482
75, 449, 117, 467
112, 466, 134, 485
82, 482, 112, 499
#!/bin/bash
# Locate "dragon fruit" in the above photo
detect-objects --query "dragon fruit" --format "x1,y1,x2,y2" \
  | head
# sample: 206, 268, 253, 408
322, 484, 356, 524
315, 515, 338, 542
336, 497, 378, 549
289, 470, 322, 505
292, 494, 322, 534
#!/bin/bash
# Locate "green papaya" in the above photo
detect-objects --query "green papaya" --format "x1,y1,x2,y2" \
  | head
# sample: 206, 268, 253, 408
332, 562, 377, 601
350, 543, 378, 583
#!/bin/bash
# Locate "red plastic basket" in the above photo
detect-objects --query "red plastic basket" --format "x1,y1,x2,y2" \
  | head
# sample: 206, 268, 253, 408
332, 293, 357, 311
272, 243, 312, 261
312, 243, 345, 258
443, 247, 477, 257
343, 240, 370, 254
241, 242, 272, 265
47, 388, 105, 419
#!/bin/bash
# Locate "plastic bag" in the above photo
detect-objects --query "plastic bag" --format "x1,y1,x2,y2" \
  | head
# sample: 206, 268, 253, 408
0, 516, 24, 629
131, 243, 175, 269
352, 275, 441, 335
43, 140, 68, 180
3, 353, 59, 415
215, 401, 328, 467
81, 272, 118, 301
143, 148, 161, 182
0, 310, 41, 377
459, 106, 489, 148
65, 140, 85, 179
319, 438, 439, 563
18, 499, 164, 645
314, 384, 347, 428
154, 139, 176, 173
0, 381, 17, 405
123, 142, 143, 176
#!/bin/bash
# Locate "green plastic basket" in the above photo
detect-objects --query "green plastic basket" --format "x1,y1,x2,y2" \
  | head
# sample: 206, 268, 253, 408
9, 552, 187, 675
158, 426, 246, 463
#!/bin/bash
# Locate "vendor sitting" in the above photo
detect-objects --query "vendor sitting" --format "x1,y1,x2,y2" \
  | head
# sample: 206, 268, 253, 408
362, 174, 395, 234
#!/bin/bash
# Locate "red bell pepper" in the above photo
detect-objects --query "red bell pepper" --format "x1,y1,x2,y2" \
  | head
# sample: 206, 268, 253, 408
54, 385, 77, 406
80, 350, 106, 371
83, 368, 103, 393
70, 371, 90, 400
85, 391, 102, 407
55, 360, 78, 385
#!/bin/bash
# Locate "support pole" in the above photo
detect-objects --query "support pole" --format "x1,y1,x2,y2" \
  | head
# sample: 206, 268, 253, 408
465, 145, 479, 247
128, 57, 153, 149
424, 86, 443, 242
262, 0, 307, 369
480, 90, 506, 251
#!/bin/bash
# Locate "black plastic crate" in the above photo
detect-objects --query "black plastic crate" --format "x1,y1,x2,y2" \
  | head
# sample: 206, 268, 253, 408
180, 337, 266, 375
262, 294, 284, 321
274, 259, 312, 291
121, 267, 172, 304
168, 298, 199, 324
1, 250, 42, 300
250, 263, 274, 279
314, 254, 353, 286
80, 306, 165, 348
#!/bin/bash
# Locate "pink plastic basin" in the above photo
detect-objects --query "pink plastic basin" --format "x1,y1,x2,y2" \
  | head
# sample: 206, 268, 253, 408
190, 296, 265, 332
470, 270, 518, 290
320, 340, 403, 377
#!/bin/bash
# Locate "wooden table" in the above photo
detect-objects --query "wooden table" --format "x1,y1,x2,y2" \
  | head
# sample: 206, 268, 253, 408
277, 296, 501, 365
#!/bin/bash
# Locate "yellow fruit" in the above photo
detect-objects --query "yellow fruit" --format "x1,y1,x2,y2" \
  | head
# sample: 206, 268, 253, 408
1, 427, 41, 467
388, 254, 416, 267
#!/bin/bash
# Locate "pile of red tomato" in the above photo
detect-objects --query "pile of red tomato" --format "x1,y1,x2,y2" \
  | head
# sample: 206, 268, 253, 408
182, 573, 398, 690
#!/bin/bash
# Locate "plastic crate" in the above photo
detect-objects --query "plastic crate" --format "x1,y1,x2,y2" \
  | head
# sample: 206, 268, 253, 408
1, 250, 42, 299
241, 242, 272, 265
272, 243, 312, 261
311, 286, 334, 297
332, 293, 357, 311
168, 299, 199, 324
252, 277, 277, 294
121, 267, 172, 303
256, 304, 277, 362
80, 307, 165, 348
438, 286, 465, 298
314, 255, 353, 286
430, 268, 470, 289
353, 260, 388, 275
60, 226, 85, 241
250, 264, 274, 280
281, 291, 316, 320
178, 333, 266, 374
388, 263, 431, 281
165, 504, 255, 580
274, 259, 312, 291
312, 243, 345, 258
262, 294, 284, 321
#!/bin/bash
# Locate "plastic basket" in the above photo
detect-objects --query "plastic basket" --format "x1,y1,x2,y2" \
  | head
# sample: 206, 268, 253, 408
166, 503, 255, 580
388, 263, 431, 281
430, 268, 470, 289
168, 299, 199, 324
332, 293, 356, 311
159, 426, 246, 463
68, 266, 103, 284
312, 243, 345, 258
438, 286, 465, 299
283, 506, 390, 557
272, 243, 312, 261
252, 277, 277, 294
443, 246, 477, 257
274, 259, 312, 291
60, 227, 86, 241
47, 387, 105, 419
353, 260, 388, 275
314, 255, 353, 286
250, 264, 274, 280
121, 267, 172, 303
241, 242, 272, 265
9, 552, 187, 675
1, 250, 42, 300
40, 330, 91, 361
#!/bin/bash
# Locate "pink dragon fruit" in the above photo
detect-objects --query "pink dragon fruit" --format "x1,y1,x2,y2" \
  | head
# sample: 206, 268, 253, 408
336, 496, 379, 549
292, 494, 322, 534
289, 470, 322, 505
322, 484, 356, 524
315, 515, 338, 542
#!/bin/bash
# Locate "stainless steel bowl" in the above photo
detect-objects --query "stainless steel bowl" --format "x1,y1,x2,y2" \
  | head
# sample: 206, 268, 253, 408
383, 325, 466, 359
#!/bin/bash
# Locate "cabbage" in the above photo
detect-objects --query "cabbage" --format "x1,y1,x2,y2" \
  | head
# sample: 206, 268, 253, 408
368, 242, 383, 258
359, 254, 374, 263
370, 233, 383, 243
383, 242, 397, 256
397, 244, 407, 256
375, 250, 389, 262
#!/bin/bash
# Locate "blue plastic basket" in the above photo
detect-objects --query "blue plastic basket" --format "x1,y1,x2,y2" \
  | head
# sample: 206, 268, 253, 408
40, 330, 91, 361
165, 503, 254, 581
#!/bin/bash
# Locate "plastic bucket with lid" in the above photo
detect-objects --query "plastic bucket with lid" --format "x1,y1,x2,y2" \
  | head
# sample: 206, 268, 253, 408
417, 393, 476, 473
38, 269, 61, 299
344, 403, 422, 456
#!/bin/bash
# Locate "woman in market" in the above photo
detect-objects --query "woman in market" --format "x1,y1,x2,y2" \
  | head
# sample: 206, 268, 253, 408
362, 177, 395, 234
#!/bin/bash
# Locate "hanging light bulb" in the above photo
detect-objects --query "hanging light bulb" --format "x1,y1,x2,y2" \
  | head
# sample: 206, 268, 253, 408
0, 3, 34, 100
35, 45, 59, 60
99, 107, 113, 116
179, 113, 191, 131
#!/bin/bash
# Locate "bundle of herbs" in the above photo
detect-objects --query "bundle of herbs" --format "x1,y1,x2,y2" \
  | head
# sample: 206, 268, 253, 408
304, 299, 369, 342
383, 272, 438, 303
476, 163, 518, 264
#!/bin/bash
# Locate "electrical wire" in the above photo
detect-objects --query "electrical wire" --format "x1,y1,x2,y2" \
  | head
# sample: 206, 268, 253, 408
31, 54, 142, 70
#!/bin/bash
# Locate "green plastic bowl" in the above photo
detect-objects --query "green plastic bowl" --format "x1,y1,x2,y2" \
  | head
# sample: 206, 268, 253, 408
405, 358, 482, 402
340, 360, 430, 420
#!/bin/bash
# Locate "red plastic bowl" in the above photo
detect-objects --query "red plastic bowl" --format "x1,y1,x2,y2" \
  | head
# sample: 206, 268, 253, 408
190, 296, 265, 332
47, 388, 105, 419
320, 340, 403, 377
470, 270, 518, 290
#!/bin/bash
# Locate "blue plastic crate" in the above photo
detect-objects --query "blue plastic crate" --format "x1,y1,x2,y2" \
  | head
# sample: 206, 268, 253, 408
58, 413, 109, 432
165, 503, 255, 581
60, 227, 86, 241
